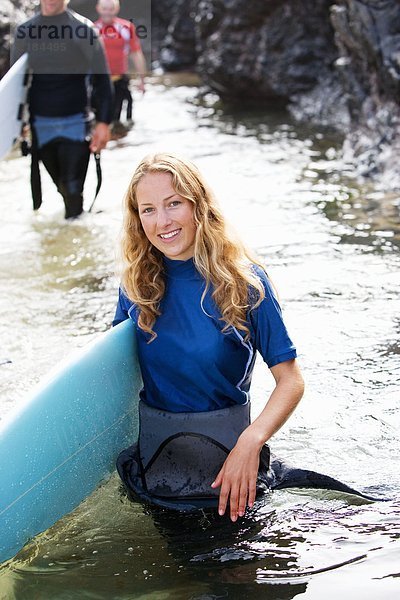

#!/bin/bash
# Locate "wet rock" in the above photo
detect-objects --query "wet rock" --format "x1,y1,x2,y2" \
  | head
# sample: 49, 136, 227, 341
154, 0, 350, 125
151, 0, 179, 63
197, 1, 337, 102
0, 0, 35, 77
153, 0, 198, 70
331, 0, 400, 187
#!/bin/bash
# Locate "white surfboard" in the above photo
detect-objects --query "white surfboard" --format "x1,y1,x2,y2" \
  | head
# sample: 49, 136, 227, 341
0, 53, 28, 161
0, 318, 142, 564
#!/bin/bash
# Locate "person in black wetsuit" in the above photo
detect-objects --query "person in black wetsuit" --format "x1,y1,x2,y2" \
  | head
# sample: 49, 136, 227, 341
11, 0, 113, 219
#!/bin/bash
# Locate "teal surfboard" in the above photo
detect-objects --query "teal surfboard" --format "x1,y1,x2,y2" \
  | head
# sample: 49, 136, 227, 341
0, 53, 28, 161
0, 319, 141, 564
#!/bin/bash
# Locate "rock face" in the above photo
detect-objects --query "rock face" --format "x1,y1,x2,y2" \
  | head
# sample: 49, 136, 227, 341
196, 1, 338, 105
0, 0, 35, 77
155, 0, 400, 188
331, 1, 400, 187
153, 0, 198, 70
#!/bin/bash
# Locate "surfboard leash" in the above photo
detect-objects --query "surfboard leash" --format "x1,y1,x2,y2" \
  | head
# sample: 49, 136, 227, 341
88, 151, 103, 213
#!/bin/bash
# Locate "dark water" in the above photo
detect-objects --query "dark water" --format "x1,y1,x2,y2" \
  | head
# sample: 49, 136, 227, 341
0, 76, 399, 599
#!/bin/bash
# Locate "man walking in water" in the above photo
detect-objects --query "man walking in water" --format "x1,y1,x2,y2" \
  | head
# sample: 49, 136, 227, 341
95, 0, 146, 134
11, 0, 113, 219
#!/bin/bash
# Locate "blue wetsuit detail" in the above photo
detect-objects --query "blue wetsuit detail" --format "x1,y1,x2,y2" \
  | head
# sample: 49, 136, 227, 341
33, 112, 88, 148
112, 255, 297, 413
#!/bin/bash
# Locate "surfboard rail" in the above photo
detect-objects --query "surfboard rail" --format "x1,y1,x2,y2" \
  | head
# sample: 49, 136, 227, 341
0, 318, 142, 564
0, 53, 28, 161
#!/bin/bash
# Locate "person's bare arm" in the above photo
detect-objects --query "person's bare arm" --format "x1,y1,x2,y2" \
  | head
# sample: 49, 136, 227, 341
211, 358, 305, 521
130, 49, 147, 94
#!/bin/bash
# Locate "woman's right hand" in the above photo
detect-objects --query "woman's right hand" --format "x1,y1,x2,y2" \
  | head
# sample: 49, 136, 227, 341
211, 428, 263, 521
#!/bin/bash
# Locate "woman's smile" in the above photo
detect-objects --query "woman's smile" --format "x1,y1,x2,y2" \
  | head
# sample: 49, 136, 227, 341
158, 228, 182, 242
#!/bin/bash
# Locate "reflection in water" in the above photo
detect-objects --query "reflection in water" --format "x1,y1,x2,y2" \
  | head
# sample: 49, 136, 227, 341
307, 184, 400, 251
2, 473, 400, 599
0, 77, 399, 598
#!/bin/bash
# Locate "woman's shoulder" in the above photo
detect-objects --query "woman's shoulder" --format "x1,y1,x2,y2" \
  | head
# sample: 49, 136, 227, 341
248, 262, 274, 296
249, 261, 268, 279
118, 286, 134, 306
112, 286, 139, 327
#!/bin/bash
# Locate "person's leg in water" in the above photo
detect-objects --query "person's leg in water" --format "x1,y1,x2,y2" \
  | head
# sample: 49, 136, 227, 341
39, 138, 90, 219
112, 78, 125, 122
121, 75, 133, 123
126, 91, 133, 122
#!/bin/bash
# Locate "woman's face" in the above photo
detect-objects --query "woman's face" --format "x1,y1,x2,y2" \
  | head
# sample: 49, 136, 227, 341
136, 172, 197, 261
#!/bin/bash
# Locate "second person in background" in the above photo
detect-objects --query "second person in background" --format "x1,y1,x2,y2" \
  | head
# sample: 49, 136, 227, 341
95, 0, 147, 136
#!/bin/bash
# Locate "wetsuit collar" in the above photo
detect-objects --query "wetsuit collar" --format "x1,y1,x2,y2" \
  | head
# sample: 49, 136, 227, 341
162, 254, 200, 280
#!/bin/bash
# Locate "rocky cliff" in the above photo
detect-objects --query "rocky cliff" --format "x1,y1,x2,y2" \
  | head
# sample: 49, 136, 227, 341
331, 1, 400, 187
0, 0, 35, 76
155, 0, 400, 189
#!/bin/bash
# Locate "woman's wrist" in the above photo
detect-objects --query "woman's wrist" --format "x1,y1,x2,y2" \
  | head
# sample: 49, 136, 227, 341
238, 424, 267, 451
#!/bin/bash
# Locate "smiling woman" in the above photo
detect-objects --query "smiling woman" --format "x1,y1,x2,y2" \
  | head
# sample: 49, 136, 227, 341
112, 152, 305, 522
137, 171, 198, 260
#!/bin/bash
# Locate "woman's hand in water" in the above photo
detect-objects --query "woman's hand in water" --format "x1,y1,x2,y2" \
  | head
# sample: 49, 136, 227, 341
211, 361, 304, 521
211, 429, 263, 522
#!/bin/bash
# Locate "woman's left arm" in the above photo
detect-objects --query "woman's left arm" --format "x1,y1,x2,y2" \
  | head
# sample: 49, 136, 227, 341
211, 358, 305, 521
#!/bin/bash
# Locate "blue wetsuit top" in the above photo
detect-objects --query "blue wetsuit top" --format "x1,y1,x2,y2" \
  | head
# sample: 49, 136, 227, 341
112, 255, 298, 413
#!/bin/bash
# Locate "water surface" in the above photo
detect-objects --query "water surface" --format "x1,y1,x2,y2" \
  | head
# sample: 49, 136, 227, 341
0, 76, 399, 599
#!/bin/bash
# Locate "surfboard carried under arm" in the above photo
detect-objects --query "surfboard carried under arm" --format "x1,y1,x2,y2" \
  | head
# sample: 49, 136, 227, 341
0, 319, 141, 564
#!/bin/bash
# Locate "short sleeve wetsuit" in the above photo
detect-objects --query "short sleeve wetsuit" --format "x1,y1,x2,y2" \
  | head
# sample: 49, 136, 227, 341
113, 255, 297, 413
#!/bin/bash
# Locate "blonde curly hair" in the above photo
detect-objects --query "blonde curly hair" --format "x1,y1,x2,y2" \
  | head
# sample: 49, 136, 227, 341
120, 152, 273, 343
